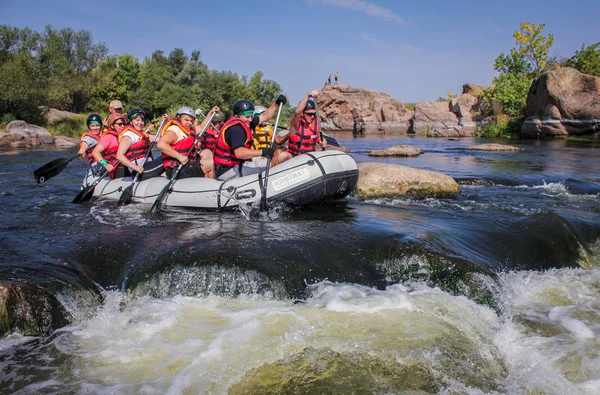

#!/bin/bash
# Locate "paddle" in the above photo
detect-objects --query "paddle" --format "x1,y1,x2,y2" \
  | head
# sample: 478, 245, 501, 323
150, 112, 217, 212
196, 109, 222, 134
34, 148, 90, 184
72, 166, 111, 204
117, 120, 167, 205
259, 103, 284, 212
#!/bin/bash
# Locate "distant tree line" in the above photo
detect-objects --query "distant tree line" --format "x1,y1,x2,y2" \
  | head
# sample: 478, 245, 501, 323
0, 25, 289, 125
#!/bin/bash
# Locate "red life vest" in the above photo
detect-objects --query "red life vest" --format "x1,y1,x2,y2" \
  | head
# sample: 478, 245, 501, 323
99, 130, 120, 179
118, 126, 150, 162
200, 125, 219, 152
80, 131, 101, 164
160, 118, 197, 170
214, 117, 253, 167
288, 118, 319, 156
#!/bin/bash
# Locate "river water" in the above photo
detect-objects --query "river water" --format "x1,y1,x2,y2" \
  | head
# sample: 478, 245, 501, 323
1, 135, 600, 394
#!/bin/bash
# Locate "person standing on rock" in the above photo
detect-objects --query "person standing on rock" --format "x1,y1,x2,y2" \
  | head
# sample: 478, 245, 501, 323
328, 74, 332, 85
334, 72, 338, 85
286, 90, 327, 157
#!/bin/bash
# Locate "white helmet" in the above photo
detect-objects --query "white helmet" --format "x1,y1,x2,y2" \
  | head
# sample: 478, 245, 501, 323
176, 106, 196, 119
253, 105, 267, 116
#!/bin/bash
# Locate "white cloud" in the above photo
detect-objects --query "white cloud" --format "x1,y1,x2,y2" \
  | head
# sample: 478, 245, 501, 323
305, 0, 407, 25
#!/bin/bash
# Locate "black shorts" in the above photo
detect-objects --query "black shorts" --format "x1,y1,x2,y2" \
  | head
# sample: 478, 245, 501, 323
166, 158, 205, 179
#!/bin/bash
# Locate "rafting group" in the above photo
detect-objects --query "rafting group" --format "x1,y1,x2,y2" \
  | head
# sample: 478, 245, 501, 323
34, 89, 358, 210
78, 90, 327, 187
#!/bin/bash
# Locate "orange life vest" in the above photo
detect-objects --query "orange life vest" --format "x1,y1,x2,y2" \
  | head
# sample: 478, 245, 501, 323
99, 130, 120, 179
80, 131, 101, 164
118, 126, 150, 162
288, 118, 319, 156
214, 117, 253, 168
160, 118, 197, 170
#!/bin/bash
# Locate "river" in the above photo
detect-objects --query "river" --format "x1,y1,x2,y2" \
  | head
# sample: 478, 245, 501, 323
1, 134, 599, 394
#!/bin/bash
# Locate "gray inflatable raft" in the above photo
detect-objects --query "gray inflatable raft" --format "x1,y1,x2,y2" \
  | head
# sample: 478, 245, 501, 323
90, 151, 358, 209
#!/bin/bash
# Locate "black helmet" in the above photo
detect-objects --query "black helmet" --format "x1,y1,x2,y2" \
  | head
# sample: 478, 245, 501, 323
86, 113, 102, 128
233, 99, 254, 116
127, 108, 145, 122
304, 98, 316, 111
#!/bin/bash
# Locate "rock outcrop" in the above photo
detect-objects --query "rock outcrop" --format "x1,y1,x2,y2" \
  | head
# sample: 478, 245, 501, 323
356, 162, 461, 199
522, 67, 600, 138
43, 107, 80, 124
317, 85, 413, 134
368, 144, 422, 157
0, 120, 54, 147
315, 84, 486, 137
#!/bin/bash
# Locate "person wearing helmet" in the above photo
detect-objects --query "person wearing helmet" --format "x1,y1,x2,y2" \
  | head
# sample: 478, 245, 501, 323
157, 105, 219, 179
214, 94, 288, 180
78, 113, 103, 161
92, 112, 128, 179
198, 110, 224, 153
287, 90, 326, 157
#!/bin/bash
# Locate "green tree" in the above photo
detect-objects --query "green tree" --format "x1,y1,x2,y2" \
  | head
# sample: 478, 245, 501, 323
486, 22, 554, 118
564, 43, 600, 77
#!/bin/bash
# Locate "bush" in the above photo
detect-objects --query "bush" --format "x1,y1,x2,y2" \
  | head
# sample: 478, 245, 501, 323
0, 113, 16, 129
475, 114, 522, 138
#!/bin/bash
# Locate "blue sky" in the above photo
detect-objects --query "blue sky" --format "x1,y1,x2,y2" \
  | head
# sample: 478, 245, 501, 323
2, 0, 599, 105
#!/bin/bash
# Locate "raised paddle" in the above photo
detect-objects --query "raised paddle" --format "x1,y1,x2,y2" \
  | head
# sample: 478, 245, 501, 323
150, 112, 217, 212
117, 120, 167, 205
34, 148, 91, 184
259, 102, 284, 212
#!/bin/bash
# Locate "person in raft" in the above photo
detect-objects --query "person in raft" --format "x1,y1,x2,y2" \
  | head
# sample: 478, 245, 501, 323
197, 110, 224, 153
157, 106, 220, 179
250, 105, 291, 163
78, 113, 104, 185
114, 108, 163, 180
213, 95, 289, 181
286, 90, 327, 156
92, 112, 127, 179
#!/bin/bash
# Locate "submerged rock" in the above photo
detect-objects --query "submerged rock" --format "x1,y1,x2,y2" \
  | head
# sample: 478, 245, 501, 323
465, 144, 523, 152
356, 162, 460, 199
368, 144, 422, 157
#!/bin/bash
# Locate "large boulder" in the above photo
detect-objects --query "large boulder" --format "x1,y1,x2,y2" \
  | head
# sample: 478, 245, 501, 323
356, 162, 461, 199
412, 101, 470, 137
43, 107, 80, 124
523, 67, 600, 137
368, 144, 422, 157
4, 120, 54, 146
317, 85, 413, 134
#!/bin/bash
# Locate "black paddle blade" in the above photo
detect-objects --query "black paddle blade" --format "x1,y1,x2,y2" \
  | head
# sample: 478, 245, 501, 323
72, 185, 95, 204
117, 184, 134, 206
150, 185, 169, 212
33, 157, 70, 184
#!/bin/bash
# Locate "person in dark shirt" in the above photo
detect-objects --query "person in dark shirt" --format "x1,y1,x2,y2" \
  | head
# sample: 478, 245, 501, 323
213, 95, 287, 180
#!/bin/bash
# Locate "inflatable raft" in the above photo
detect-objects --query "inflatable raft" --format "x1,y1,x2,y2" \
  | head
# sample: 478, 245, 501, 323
90, 151, 358, 209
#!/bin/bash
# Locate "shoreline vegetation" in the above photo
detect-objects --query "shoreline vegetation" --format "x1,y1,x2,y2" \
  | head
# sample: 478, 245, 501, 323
0, 23, 598, 140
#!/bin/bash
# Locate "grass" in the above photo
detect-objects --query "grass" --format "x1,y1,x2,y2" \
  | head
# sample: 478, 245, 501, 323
45, 114, 88, 138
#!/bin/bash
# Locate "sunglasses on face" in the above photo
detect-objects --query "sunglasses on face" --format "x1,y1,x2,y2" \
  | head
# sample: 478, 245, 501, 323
304, 112, 316, 117
114, 122, 126, 126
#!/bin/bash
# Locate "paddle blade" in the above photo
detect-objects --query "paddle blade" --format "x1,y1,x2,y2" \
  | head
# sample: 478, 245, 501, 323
117, 184, 134, 206
150, 185, 169, 212
72, 185, 95, 204
33, 158, 70, 184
